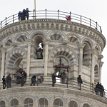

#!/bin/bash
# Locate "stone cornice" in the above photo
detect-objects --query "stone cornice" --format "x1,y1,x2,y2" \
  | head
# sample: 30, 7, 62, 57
0, 86, 107, 104
0, 19, 106, 50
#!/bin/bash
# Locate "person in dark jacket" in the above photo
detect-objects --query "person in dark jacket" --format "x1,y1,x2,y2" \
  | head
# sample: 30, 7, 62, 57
6, 74, 12, 88
99, 83, 104, 97
18, 11, 21, 21
2, 76, 6, 89
31, 75, 36, 86
52, 73, 56, 87
25, 8, 29, 20
77, 75, 83, 90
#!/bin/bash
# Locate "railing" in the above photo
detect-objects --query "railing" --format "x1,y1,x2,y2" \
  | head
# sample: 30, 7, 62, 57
1, 77, 107, 98
0, 9, 102, 33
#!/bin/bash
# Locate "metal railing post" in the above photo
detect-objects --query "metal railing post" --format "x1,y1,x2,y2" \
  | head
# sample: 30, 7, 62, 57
5, 17, 7, 26
100, 26, 102, 33
96, 22, 98, 30
13, 15, 14, 23
33, 9, 35, 20
80, 15, 82, 24
90, 19, 91, 27
70, 12, 71, 18
58, 10, 59, 20
45, 9, 47, 19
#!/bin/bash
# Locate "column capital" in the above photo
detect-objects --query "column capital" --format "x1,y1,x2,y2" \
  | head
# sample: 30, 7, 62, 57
98, 55, 103, 60
79, 46, 84, 49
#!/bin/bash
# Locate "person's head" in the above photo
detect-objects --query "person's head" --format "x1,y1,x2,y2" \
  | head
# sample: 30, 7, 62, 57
26, 8, 29, 10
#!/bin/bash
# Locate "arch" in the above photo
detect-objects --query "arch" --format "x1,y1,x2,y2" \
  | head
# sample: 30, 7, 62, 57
94, 65, 99, 84
8, 53, 23, 69
67, 32, 80, 47
31, 31, 46, 41
68, 101, 78, 107
10, 99, 19, 107
83, 103, 90, 107
24, 98, 33, 107
83, 41, 92, 67
38, 98, 48, 107
15, 32, 29, 41
51, 46, 78, 65
0, 101, 5, 107
16, 35, 27, 42
50, 33, 63, 41
5, 39, 12, 46
53, 98, 63, 107
32, 34, 44, 59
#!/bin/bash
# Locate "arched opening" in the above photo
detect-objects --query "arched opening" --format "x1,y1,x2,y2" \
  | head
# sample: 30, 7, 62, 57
8, 53, 26, 82
17, 35, 27, 42
10, 99, 19, 107
5, 39, 12, 46
8, 53, 23, 70
53, 98, 63, 107
54, 56, 69, 84
94, 65, 99, 84
83, 42, 92, 67
33, 36, 44, 59
68, 101, 78, 107
0, 101, 5, 107
83, 103, 90, 107
38, 98, 48, 107
50, 34, 62, 41
24, 98, 33, 107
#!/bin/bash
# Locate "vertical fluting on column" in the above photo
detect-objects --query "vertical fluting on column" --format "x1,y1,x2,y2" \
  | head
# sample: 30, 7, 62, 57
26, 43, 31, 77
78, 46, 83, 75
1, 47, 6, 79
44, 42, 48, 76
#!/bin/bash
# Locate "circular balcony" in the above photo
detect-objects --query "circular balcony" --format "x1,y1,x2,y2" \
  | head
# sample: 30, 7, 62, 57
0, 9, 102, 33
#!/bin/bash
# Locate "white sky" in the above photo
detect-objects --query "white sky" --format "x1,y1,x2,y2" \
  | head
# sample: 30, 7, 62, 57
0, 0, 107, 89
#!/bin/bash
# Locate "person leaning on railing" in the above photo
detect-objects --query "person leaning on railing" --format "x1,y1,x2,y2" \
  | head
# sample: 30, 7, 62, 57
18, 8, 29, 21
94, 82, 104, 97
77, 75, 83, 90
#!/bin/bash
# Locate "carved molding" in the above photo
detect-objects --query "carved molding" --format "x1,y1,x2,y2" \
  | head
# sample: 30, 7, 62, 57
0, 19, 106, 50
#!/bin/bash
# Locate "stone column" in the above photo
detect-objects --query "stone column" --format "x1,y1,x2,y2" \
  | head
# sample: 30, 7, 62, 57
1, 48, 6, 79
98, 55, 103, 83
26, 43, 31, 77
33, 99, 38, 107
44, 43, 48, 76
44, 42, 51, 84
78, 46, 83, 75
91, 49, 95, 84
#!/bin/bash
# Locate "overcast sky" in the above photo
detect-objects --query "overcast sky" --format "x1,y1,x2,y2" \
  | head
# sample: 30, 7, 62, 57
0, 0, 107, 89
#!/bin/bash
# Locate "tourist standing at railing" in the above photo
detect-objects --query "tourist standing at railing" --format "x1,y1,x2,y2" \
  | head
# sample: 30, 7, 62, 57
22, 9, 26, 20
95, 82, 104, 97
99, 83, 104, 97
25, 8, 29, 20
18, 8, 29, 21
2, 76, 6, 89
31, 75, 36, 86
18, 11, 21, 21
6, 74, 12, 88
77, 75, 83, 90
52, 73, 56, 87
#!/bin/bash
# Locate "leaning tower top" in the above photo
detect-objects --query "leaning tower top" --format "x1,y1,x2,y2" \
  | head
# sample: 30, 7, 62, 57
0, 9, 107, 107
0, 10, 106, 49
